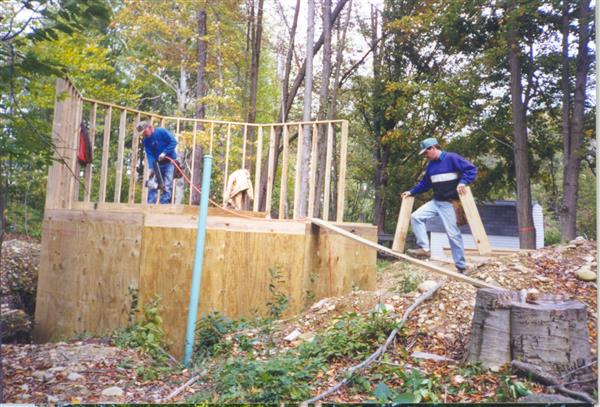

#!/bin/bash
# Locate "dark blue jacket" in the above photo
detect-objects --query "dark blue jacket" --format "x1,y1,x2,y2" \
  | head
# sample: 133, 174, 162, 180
143, 127, 177, 168
410, 151, 477, 201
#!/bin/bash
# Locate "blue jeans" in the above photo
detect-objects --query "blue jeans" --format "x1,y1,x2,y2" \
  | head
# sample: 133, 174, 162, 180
411, 199, 467, 269
147, 162, 175, 204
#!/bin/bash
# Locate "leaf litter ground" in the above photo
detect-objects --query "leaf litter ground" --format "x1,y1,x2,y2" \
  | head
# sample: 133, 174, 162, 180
1, 239, 597, 403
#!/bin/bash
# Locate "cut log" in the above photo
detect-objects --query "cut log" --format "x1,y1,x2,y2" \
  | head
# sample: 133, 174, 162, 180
511, 299, 591, 375
465, 288, 517, 369
466, 289, 593, 377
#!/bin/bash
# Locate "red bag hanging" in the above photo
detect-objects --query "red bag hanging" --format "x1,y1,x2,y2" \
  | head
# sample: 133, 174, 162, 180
77, 122, 93, 165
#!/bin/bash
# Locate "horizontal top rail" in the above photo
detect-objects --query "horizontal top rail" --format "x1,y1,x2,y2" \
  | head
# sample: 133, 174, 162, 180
81, 96, 346, 127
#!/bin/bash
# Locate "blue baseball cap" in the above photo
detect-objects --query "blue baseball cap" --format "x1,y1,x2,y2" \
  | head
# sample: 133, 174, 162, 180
419, 137, 439, 155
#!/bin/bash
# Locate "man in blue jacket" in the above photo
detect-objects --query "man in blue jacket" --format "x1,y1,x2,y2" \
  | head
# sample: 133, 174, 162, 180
136, 121, 178, 204
401, 137, 477, 273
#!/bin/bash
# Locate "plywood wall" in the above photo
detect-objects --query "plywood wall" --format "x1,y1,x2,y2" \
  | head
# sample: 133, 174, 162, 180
34, 209, 376, 359
304, 222, 377, 302
34, 210, 143, 341
138, 216, 309, 357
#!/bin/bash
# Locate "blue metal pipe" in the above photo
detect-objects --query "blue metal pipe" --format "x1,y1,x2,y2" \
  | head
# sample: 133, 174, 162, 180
183, 154, 213, 366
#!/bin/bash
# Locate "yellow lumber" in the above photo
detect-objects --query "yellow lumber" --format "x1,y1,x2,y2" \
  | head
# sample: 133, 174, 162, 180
309, 218, 502, 290
459, 186, 492, 255
392, 196, 414, 252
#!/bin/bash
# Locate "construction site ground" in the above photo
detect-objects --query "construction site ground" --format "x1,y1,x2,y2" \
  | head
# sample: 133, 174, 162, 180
2, 238, 597, 403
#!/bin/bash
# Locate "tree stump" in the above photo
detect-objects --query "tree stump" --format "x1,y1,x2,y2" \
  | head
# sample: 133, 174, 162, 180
466, 288, 592, 376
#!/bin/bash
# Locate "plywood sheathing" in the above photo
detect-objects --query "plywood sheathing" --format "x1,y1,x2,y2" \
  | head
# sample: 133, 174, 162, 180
33, 210, 143, 342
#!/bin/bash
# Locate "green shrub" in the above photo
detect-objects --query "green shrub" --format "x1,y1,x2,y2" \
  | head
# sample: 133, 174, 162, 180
113, 295, 171, 379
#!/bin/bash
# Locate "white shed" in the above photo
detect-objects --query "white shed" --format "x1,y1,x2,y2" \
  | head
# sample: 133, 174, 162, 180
426, 201, 544, 260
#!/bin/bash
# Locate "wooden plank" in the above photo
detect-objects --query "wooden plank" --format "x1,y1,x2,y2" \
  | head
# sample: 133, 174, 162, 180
265, 125, 276, 214
171, 119, 181, 205
69, 93, 83, 206
323, 122, 333, 221
141, 115, 152, 204
336, 121, 348, 222
209, 122, 214, 154
222, 123, 231, 205
278, 124, 289, 219
459, 186, 492, 255
392, 196, 414, 252
98, 106, 112, 203
309, 218, 502, 290
45, 79, 67, 210
114, 109, 127, 203
128, 112, 141, 204
307, 123, 319, 218
242, 124, 247, 169
84, 102, 97, 202
189, 121, 198, 205
253, 126, 263, 212
60, 82, 74, 209
293, 124, 303, 219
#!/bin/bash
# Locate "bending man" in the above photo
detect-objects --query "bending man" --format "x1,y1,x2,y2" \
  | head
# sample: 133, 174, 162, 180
401, 137, 477, 273
136, 120, 178, 204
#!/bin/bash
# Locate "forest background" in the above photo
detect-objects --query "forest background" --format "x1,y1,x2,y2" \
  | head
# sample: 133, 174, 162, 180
0, 0, 596, 248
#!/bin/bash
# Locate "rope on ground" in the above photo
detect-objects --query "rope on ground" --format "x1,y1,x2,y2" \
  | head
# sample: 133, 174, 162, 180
301, 281, 443, 405
159, 373, 201, 403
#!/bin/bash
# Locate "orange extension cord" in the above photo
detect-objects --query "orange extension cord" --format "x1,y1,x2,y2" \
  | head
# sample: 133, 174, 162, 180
163, 156, 275, 221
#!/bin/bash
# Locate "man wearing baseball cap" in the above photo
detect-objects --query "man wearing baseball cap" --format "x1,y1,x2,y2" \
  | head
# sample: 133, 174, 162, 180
401, 137, 477, 273
136, 120, 178, 204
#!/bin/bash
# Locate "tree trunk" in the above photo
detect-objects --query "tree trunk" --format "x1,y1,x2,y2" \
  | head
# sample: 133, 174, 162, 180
246, 0, 264, 173
298, 0, 315, 218
192, 8, 208, 205
560, 0, 592, 241
506, 10, 535, 249
465, 289, 516, 368
313, 0, 332, 217
370, 5, 387, 233
467, 289, 593, 377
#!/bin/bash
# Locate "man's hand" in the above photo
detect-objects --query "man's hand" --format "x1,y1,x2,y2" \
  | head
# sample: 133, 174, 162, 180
401, 191, 411, 199
457, 183, 467, 195
158, 152, 166, 161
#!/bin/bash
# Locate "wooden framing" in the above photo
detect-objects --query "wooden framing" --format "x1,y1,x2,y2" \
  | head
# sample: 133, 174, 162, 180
279, 124, 289, 219
336, 121, 348, 222
293, 124, 303, 219
459, 186, 492, 255
310, 218, 501, 290
128, 112, 141, 204
265, 125, 276, 213
253, 126, 263, 212
47, 79, 350, 221
98, 106, 111, 203
323, 122, 333, 221
114, 109, 127, 203
83, 102, 97, 202
307, 123, 319, 218
392, 196, 414, 252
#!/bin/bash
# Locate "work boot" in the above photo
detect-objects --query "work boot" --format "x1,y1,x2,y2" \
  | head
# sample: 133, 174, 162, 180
456, 265, 470, 274
407, 247, 430, 259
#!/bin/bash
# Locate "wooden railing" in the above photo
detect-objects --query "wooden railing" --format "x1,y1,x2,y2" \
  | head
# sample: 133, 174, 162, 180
45, 78, 349, 221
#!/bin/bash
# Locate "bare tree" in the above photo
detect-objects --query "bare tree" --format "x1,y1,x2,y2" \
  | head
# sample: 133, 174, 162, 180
297, 0, 316, 217
192, 8, 208, 205
506, 1, 535, 249
245, 0, 264, 167
312, 0, 332, 217
560, 0, 592, 241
